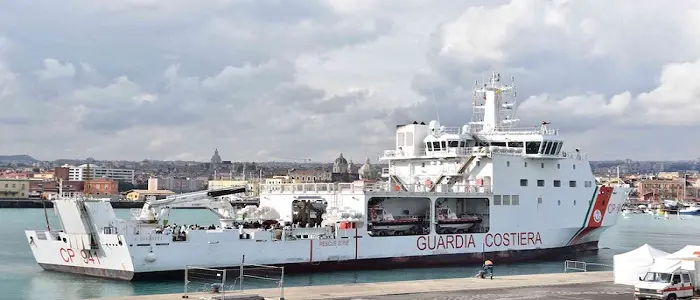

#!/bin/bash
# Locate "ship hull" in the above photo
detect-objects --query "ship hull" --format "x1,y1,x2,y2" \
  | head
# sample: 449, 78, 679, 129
35, 240, 599, 281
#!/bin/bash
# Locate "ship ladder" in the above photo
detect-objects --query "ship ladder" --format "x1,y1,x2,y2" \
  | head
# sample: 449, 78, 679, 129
446, 155, 476, 186
390, 175, 408, 191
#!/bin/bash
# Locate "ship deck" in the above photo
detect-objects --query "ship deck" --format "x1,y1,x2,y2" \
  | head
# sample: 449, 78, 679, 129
91, 271, 627, 300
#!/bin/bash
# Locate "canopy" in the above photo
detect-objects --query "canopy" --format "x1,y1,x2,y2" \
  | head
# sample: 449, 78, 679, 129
664, 245, 700, 261
614, 244, 670, 285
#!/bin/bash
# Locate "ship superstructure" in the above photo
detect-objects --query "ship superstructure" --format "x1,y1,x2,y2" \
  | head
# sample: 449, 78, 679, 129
25, 72, 631, 280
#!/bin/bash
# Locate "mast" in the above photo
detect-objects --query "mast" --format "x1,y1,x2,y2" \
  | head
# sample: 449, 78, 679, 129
84, 162, 91, 196
470, 72, 518, 133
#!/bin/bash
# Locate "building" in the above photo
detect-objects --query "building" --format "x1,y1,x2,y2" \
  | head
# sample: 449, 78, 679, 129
84, 179, 118, 196
0, 178, 30, 199
208, 179, 258, 195
32, 172, 54, 180
288, 169, 331, 183
210, 149, 222, 170
638, 179, 685, 202
265, 176, 293, 184
67, 164, 135, 183
54, 167, 69, 181
157, 176, 207, 193
30, 180, 85, 199
124, 178, 175, 201
330, 152, 359, 182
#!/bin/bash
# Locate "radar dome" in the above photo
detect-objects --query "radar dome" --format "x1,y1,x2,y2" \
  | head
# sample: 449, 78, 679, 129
428, 120, 440, 135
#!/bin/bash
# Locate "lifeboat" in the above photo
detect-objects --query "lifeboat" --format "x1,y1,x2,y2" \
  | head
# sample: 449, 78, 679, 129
435, 205, 482, 233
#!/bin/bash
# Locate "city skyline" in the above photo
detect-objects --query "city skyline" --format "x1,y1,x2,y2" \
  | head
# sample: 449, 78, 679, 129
1, 1, 700, 162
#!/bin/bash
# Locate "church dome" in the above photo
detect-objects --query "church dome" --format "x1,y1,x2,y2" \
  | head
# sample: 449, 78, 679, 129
334, 153, 348, 165
359, 157, 374, 180
211, 148, 222, 164
333, 153, 349, 173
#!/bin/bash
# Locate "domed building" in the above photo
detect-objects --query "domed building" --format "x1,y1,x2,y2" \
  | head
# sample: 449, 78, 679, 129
332, 153, 348, 173
209, 148, 222, 171
358, 157, 376, 180
331, 152, 359, 182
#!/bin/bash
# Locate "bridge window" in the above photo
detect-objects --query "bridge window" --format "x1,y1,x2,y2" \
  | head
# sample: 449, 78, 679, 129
459, 141, 466, 147
544, 142, 553, 154
448, 140, 459, 147
441, 141, 446, 149
490, 142, 506, 147
426, 142, 432, 151
432, 141, 441, 151
508, 141, 523, 147
525, 142, 541, 154
555, 142, 563, 154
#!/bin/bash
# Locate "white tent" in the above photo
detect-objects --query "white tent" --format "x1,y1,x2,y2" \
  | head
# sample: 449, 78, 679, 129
664, 245, 700, 261
614, 244, 670, 285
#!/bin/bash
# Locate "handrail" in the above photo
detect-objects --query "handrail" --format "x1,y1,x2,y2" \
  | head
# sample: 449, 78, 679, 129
379, 147, 587, 160
260, 182, 493, 195
564, 260, 612, 272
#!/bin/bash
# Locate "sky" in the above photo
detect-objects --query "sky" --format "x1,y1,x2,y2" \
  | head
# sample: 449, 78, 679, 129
1, 0, 700, 162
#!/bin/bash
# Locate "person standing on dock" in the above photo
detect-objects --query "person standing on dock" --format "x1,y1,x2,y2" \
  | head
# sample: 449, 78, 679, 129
483, 260, 494, 280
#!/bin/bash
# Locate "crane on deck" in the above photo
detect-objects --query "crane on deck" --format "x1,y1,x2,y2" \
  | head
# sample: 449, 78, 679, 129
135, 186, 249, 228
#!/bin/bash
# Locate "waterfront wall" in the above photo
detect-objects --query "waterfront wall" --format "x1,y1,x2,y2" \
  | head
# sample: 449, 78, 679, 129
0, 199, 146, 209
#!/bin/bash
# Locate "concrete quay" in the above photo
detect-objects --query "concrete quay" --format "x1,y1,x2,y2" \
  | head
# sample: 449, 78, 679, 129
94, 271, 632, 300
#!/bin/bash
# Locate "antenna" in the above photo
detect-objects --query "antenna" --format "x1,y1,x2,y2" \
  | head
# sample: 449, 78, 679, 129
431, 89, 441, 123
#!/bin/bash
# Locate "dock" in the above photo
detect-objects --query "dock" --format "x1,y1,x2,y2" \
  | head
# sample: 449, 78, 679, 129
93, 271, 633, 300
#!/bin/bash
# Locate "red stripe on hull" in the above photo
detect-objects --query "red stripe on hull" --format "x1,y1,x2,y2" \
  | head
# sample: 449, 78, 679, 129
37, 241, 600, 281
569, 187, 614, 245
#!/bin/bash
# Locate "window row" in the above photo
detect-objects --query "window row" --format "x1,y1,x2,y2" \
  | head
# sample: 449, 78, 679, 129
493, 195, 520, 206
519, 179, 593, 188
508, 161, 576, 170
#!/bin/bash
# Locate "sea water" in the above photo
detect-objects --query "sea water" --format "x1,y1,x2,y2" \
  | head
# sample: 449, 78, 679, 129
1, 209, 698, 300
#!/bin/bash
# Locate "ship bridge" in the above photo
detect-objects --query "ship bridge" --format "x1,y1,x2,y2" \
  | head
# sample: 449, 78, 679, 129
379, 72, 587, 162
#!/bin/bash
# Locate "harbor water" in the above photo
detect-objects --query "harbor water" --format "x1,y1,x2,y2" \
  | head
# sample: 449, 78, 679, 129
1, 209, 698, 300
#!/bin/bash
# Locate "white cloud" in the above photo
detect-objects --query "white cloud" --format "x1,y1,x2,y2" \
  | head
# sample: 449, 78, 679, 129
0, 0, 699, 161
36, 58, 76, 80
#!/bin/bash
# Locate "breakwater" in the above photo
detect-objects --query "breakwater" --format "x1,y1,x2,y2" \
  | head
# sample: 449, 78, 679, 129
0, 199, 145, 209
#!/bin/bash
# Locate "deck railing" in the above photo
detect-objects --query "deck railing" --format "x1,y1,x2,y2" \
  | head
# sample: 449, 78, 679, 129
564, 260, 612, 272
260, 182, 493, 195
380, 146, 586, 160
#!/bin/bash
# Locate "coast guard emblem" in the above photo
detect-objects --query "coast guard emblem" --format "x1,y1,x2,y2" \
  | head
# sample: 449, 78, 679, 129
593, 209, 602, 223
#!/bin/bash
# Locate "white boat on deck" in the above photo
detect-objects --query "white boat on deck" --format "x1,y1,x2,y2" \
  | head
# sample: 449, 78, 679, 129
24, 72, 632, 280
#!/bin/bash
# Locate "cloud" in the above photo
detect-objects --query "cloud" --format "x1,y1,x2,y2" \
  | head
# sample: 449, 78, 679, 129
35, 58, 76, 80
0, 0, 699, 161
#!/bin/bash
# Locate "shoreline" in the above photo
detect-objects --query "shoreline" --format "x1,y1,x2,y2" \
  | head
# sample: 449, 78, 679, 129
0, 199, 145, 209
91, 271, 625, 300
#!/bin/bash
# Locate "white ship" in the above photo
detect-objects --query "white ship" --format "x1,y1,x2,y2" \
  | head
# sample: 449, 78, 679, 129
25, 72, 632, 280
